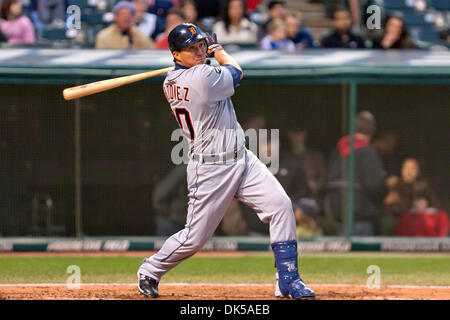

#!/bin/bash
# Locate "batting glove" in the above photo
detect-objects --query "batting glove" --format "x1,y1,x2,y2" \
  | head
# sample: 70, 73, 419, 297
205, 33, 223, 58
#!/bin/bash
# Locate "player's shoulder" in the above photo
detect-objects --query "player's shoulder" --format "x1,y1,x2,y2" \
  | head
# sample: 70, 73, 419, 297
165, 66, 190, 83
164, 64, 216, 82
191, 63, 225, 77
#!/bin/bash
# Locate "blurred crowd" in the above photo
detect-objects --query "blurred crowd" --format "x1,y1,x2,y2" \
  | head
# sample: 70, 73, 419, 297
154, 111, 449, 239
0, 0, 448, 48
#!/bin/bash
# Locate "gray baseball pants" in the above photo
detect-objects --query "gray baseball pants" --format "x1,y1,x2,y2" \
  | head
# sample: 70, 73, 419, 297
138, 149, 296, 281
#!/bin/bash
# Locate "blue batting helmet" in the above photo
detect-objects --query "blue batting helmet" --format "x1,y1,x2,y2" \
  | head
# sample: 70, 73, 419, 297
168, 23, 207, 53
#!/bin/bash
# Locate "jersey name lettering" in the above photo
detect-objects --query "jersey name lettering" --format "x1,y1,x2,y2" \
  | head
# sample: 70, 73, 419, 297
164, 83, 190, 102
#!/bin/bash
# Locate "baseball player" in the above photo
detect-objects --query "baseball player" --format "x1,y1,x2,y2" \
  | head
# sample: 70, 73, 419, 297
137, 23, 315, 300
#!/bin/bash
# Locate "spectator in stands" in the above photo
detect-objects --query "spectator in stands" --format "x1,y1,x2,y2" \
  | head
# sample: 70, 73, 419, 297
371, 131, 400, 177
153, 164, 188, 236
260, 0, 287, 38
394, 193, 449, 237
264, 0, 287, 24
132, 0, 159, 40
260, 18, 296, 51
95, 1, 155, 49
371, 16, 416, 49
212, 0, 258, 45
155, 7, 186, 49
285, 127, 326, 203
147, 0, 175, 39
285, 11, 315, 50
320, 7, 365, 48
272, 130, 310, 204
148, 0, 174, 17
381, 158, 440, 235
324, 111, 387, 236
29, 0, 66, 31
181, 0, 199, 25
294, 198, 323, 238
0, 0, 35, 44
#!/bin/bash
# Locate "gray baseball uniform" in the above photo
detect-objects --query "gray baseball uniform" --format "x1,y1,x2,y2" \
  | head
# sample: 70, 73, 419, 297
138, 63, 296, 282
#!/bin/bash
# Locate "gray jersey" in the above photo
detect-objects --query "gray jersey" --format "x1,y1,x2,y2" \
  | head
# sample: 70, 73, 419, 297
163, 63, 245, 156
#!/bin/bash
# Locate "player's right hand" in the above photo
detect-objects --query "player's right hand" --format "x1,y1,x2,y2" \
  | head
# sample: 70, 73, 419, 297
205, 33, 223, 58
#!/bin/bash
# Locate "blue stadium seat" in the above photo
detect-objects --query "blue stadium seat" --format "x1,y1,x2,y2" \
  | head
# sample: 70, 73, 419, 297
81, 12, 113, 25
401, 12, 429, 25
410, 26, 439, 41
430, 0, 450, 11
375, 0, 414, 10
67, 0, 97, 9
40, 28, 68, 40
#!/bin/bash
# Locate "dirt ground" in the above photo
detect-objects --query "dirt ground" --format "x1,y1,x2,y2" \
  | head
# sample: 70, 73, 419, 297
1, 284, 449, 300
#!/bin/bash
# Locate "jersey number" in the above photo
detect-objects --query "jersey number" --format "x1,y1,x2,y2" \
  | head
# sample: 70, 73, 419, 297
174, 107, 195, 140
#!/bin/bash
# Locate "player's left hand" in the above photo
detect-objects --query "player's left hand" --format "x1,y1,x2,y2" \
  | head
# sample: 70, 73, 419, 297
205, 33, 223, 58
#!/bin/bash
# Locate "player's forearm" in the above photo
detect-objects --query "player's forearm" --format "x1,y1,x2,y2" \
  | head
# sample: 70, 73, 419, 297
214, 50, 244, 79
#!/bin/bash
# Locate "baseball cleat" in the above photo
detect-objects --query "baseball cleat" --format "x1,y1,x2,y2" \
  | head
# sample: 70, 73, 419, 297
137, 272, 159, 298
288, 278, 315, 300
275, 272, 315, 300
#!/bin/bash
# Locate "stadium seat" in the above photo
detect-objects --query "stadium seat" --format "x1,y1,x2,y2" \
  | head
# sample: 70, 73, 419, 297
430, 0, 450, 11
375, 0, 415, 10
81, 12, 114, 25
410, 26, 439, 41
40, 28, 68, 40
401, 12, 429, 25
67, 0, 98, 9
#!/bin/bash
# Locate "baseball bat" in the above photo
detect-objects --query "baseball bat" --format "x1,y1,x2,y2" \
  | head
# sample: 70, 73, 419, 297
62, 66, 174, 101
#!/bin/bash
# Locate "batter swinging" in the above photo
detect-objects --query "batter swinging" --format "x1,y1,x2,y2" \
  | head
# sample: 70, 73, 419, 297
137, 23, 315, 300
